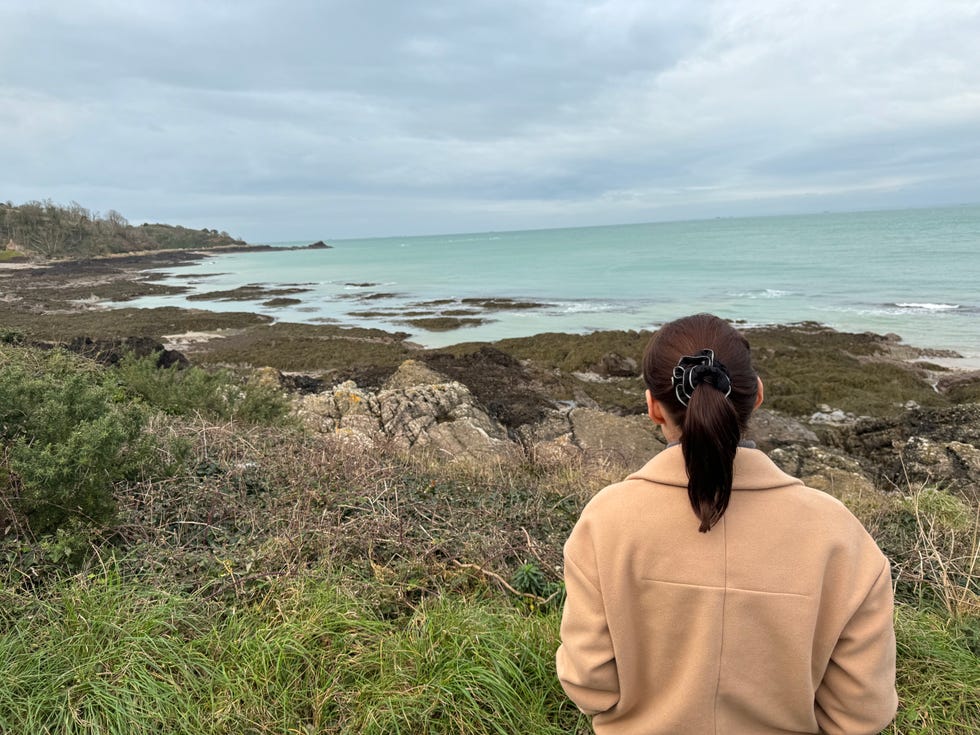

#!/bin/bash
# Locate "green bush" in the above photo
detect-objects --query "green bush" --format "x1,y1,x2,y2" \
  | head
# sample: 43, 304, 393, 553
0, 346, 155, 539
115, 355, 290, 425
0, 329, 25, 345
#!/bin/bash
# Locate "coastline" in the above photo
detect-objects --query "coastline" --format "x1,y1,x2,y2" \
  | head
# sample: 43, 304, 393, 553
1, 246, 975, 358
3, 249, 980, 422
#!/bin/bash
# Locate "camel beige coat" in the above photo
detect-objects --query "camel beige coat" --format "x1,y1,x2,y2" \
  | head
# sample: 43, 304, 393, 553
556, 445, 897, 735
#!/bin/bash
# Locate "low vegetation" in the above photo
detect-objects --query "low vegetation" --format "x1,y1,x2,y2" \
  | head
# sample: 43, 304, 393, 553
0, 340, 977, 734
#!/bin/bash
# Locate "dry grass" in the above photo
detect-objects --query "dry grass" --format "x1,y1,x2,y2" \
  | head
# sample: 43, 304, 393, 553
108, 416, 627, 614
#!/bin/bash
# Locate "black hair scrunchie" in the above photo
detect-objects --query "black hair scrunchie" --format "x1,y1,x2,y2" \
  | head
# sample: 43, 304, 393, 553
671, 349, 733, 406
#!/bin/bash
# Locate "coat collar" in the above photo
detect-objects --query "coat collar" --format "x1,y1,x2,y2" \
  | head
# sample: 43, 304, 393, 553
627, 444, 804, 491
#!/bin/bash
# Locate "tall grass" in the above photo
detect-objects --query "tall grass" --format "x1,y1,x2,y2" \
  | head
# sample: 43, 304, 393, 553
0, 570, 586, 734
2, 561, 975, 733
890, 605, 980, 735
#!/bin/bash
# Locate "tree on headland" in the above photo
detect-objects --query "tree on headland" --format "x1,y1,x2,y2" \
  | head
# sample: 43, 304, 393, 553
0, 199, 246, 260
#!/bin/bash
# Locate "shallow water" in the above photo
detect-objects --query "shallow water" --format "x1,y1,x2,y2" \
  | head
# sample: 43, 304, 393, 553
125, 204, 980, 358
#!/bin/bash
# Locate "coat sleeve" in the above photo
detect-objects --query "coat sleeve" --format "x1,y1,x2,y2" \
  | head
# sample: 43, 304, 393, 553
814, 557, 898, 735
555, 520, 620, 716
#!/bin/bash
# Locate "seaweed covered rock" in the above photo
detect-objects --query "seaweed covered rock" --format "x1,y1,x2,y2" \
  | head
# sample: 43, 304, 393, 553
569, 408, 664, 467
421, 346, 553, 429
841, 403, 980, 495
936, 370, 980, 404
594, 352, 639, 377
64, 335, 189, 368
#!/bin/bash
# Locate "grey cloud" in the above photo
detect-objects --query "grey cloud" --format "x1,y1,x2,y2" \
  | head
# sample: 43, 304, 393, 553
1, 1, 979, 239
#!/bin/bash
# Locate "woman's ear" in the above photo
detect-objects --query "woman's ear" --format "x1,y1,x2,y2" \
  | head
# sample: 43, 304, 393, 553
755, 377, 765, 409
646, 389, 668, 426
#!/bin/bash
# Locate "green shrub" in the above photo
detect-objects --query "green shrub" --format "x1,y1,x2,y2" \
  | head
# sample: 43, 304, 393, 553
0, 346, 156, 539
0, 328, 25, 344
114, 355, 290, 425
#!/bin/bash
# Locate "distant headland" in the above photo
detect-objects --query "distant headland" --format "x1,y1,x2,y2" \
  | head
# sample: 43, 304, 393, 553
0, 199, 332, 263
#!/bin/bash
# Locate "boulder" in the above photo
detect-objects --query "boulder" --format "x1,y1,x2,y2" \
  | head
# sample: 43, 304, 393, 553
570, 408, 665, 466
251, 366, 282, 390
747, 409, 819, 451
520, 407, 665, 468
297, 380, 383, 444
769, 444, 878, 503
377, 379, 509, 456
595, 352, 639, 377
809, 405, 863, 426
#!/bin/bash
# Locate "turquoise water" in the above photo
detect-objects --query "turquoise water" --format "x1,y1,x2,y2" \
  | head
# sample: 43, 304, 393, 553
128, 205, 980, 358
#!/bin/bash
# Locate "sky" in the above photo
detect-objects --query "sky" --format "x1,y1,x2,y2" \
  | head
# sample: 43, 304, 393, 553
2, 0, 979, 242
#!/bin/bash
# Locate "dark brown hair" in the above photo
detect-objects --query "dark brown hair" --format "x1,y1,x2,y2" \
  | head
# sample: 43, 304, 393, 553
642, 314, 758, 532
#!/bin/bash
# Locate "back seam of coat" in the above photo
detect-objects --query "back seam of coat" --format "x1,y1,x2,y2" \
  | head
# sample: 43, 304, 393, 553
712, 515, 729, 735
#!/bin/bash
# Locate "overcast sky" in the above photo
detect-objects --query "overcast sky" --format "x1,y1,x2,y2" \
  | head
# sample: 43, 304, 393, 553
2, 0, 979, 241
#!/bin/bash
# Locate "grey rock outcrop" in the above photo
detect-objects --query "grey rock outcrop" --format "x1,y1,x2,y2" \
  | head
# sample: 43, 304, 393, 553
298, 360, 511, 459
769, 445, 877, 501
299, 380, 382, 447
380, 359, 446, 390
520, 407, 665, 468
570, 409, 664, 466
294, 354, 979, 498
377, 373, 509, 453
747, 409, 819, 452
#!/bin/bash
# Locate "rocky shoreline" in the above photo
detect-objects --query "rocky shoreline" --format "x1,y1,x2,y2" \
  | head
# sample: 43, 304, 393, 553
3, 250, 980, 508
283, 352, 980, 505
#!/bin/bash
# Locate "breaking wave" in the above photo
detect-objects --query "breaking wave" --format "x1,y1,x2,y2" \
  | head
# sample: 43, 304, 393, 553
728, 289, 792, 299
892, 302, 960, 312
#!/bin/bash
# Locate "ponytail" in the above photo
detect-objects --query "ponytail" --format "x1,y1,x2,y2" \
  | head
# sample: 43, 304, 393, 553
642, 314, 758, 532
683, 384, 741, 532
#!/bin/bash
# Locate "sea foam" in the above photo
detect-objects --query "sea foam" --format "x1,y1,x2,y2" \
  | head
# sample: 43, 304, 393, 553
893, 302, 960, 312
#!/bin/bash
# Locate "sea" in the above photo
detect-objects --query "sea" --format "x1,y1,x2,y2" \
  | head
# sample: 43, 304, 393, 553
127, 204, 980, 361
